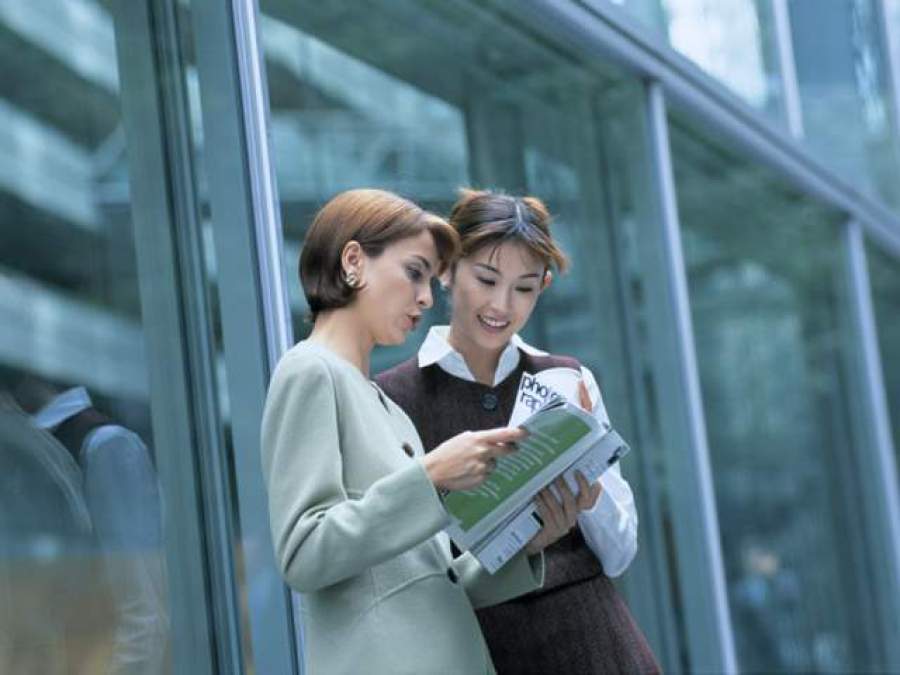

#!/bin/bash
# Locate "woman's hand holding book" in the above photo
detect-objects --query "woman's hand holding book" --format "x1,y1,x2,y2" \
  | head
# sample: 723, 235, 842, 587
423, 427, 527, 492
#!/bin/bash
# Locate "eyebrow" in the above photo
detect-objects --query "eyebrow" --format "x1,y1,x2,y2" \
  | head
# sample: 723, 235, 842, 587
473, 262, 541, 280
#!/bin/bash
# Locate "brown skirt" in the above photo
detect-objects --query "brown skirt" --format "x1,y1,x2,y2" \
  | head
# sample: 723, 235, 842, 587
476, 574, 661, 675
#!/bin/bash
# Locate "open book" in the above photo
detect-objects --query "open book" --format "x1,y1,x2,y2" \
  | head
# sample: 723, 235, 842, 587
442, 368, 630, 573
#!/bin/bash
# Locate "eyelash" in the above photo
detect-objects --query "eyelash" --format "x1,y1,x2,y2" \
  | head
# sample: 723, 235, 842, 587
406, 266, 424, 282
477, 277, 535, 293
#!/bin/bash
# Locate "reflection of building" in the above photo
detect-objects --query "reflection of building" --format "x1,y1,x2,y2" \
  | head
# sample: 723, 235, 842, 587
3, 0, 900, 673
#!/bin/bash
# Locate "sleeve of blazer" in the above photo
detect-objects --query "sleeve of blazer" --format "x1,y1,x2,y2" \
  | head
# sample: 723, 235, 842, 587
261, 354, 451, 592
452, 549, 544, 610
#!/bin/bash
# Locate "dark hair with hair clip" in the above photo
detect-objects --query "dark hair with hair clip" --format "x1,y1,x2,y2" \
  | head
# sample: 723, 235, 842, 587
447, 188, 569, 273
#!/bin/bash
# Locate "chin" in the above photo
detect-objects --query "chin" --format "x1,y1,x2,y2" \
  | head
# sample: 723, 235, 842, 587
476, 330, 513, 351
378, 328, 407, 346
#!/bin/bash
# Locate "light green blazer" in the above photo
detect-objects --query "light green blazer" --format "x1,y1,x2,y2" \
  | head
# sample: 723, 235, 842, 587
261, 341, 543, 674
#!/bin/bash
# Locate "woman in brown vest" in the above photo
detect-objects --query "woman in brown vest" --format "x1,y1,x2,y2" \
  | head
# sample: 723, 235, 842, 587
376, 189, 660, 674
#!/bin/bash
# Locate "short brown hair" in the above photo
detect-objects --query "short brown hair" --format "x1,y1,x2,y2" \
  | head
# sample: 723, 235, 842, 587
448, 188, 569, 272
300, 189, 460, 320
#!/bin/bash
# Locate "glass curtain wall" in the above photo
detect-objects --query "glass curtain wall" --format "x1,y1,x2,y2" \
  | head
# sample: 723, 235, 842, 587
612, 0, 900, 214
258, 0, 675, 668
613, 0, 785, 122
669, 112, 887, 672
788, 0, 900, 210
0, 1, 172, 671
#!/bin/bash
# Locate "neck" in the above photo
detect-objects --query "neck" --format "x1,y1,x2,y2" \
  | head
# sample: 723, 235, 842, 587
446, 323, 505, 386
309, 309, 374, 377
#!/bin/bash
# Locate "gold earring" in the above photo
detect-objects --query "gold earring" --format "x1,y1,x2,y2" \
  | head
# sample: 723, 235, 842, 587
344, 270, 360, 288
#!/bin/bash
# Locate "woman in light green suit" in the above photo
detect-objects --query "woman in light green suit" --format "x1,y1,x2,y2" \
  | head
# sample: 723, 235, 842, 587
261, 189, 584, 674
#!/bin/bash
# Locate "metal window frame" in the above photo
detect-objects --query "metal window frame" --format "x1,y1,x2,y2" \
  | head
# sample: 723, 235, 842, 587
639, 80, 738, 673
841, 221, 900, 669
111, 1, 223, 672
189, 0, 297, 673
770, 0, 805, 138
593, 83, 685, 672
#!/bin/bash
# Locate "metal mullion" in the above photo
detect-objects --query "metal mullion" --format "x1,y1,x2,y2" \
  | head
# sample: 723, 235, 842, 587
111, 1, 217, 672
596, 87, 683, 673
149, 0, 247, 671
771, 0, 804, 138
190, 0, 298, 673
842, 221, 900, 670
640, 80, 737, 674
230, 0, 293, 365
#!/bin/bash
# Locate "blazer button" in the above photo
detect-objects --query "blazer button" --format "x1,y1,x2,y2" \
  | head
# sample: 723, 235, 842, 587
402, 442, 414, 458
481, 392, 499, 411
446, 567, 459, 584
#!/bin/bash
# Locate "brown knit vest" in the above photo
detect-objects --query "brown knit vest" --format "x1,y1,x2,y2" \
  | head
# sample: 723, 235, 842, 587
376, 349, 606, 592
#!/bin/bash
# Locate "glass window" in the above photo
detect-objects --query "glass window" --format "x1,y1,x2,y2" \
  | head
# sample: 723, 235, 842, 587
789, 0, 900, 209
867, 241, 900, 468
0, 1, 172, 671
613, 0, 785, 122
669, 112, 886, 672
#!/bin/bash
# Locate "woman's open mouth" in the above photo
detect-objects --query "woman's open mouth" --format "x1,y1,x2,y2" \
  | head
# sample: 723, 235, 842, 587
477, 314, 510, 334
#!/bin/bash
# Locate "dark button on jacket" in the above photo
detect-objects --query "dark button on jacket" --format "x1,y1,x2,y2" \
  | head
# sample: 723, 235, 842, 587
481, 392, 499, 411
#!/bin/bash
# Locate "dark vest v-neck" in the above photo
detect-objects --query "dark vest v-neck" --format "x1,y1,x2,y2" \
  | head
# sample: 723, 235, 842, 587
376, 349, 605, 591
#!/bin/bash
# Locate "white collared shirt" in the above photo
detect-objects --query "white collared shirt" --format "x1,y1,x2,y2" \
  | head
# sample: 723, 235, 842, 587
417, 326, 638, 577
32, 386, 93, 430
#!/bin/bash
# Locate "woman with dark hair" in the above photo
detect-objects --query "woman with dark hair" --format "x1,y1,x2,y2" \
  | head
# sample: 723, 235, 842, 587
377, 188, 660, 674
261, 188, 584, 674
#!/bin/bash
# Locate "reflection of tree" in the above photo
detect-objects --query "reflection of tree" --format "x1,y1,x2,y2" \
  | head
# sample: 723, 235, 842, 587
674, 119, 873, 671
691, 260, 849, 672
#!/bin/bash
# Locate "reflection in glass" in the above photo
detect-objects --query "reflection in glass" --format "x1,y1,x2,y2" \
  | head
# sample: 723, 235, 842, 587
260, 5, 468, 367
613, 0, 784, 121
670, 114, 884, 672
0, 1, 170, 672
789, 0, 900, 208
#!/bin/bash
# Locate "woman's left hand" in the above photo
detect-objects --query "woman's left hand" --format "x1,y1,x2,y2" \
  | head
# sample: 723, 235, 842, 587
525, 471, 602, 554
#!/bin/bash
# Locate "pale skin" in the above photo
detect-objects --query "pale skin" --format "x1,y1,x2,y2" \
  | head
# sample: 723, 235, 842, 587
443, 240, 604, 554
308, 231, 527, 496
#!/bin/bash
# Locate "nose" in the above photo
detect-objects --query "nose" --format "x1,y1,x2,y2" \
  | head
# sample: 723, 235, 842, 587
489, 285, 511, 314
417, 283, 433, 310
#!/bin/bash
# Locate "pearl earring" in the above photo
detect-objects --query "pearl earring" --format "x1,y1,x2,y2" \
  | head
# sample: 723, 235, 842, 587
343, 270, 360, 288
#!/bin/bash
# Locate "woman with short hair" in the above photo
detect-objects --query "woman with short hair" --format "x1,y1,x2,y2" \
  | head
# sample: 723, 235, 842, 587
261, 188, 581, 674
377, 188, 661, 674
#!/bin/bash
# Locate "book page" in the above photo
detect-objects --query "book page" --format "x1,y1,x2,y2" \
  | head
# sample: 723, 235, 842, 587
443, 405, 594, 536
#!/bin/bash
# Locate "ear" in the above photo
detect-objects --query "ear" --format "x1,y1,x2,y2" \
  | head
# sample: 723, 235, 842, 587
541, 270, 553, 290
341, 240, 364, 276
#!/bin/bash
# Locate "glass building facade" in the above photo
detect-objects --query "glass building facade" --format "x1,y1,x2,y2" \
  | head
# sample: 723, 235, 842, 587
2, 1, 899, 673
